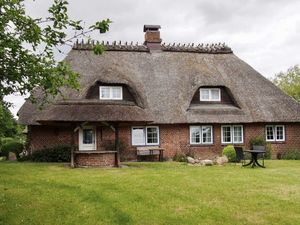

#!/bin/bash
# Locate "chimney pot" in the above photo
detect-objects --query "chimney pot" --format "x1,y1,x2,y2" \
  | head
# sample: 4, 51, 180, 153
143, 25, 162, 51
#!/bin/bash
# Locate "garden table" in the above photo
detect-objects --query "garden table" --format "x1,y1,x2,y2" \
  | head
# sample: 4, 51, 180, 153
243, 150, 266, 168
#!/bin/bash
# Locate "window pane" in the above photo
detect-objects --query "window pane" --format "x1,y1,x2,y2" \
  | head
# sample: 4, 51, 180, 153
211, 89, 220, 101
112, 87, 122, 99
100, 87, 110, 99
147, 127, 158, 144
233, 126, 242, 143
190, 126, 201, 144
222, 126, 231, 143
200, 89, 210, 100
266, 126, 274, 140
132, 128, 145, 145
83, 129, 94, 144
202, 126, 212, 143
276, 126, 284, 141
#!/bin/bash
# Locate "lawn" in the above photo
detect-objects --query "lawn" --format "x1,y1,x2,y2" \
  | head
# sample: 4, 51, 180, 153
0, 161, 300, 225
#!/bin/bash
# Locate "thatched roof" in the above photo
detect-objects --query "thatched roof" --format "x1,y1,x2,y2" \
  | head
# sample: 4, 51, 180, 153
18, 41, 300, 125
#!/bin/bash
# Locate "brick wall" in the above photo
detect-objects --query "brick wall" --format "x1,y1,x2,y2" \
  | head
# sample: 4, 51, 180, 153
28, 123, 300, 160
75, 153, 116, 167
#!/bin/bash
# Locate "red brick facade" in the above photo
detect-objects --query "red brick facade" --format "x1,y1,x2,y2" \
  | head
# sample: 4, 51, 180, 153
74, 152, 116, 167
28, 123, 300, 161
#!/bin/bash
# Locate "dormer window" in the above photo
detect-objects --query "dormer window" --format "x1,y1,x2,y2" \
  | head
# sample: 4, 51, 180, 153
200, 88, 221, 101
99, 86, 123, 100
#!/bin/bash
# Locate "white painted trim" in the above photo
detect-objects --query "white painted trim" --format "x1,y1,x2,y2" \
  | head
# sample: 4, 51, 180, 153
265, 125, 275, 142
276, 125, 285, 141
221, 125, 244, 144
99, 86, 123, 100
131, 126, 160, 146
79, 126, 97, 151
200, 88, 221, 102
189, 125, 213, 145
221, 125, 232, 144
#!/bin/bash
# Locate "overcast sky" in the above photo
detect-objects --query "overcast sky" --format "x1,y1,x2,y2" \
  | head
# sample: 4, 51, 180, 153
6, 0, 300, 116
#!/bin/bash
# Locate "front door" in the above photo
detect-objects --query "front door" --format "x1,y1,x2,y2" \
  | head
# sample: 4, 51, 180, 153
79, 126, 96, 151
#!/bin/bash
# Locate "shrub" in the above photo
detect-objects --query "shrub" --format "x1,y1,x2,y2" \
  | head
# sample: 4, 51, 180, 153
222, 145, 236, 162
249, 136, 266, 148
31, 145, 72, 162
249, 136, 272, 159
173, 152, 187, 162
0, 141, 24, 159
281, 149, 300, 160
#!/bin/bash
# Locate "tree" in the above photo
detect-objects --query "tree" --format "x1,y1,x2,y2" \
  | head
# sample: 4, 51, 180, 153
0, 101, 18, 137
0, 0, 111, 105
272, 65, 300, 102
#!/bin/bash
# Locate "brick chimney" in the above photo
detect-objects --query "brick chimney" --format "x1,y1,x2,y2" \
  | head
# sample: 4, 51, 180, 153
143, 25, 161, 51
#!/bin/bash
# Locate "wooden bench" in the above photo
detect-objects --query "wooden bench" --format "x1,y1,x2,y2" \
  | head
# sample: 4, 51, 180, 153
136, 146, 164, 161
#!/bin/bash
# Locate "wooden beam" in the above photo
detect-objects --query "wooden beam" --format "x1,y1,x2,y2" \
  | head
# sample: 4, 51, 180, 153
114, 123, 120, 167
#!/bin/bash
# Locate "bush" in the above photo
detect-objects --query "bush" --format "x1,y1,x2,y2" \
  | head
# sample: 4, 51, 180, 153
249, 136, 271, 159
222, 145, 236, 162
281, 149, 300, 160
173, 152, 187, 162
0, 141, 24, 159
249, 136, 266, 148
31, 145, 72, 162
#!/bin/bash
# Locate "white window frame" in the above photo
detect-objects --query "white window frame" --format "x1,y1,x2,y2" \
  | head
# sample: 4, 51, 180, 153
189, 125, 213, 145
221, 125, 244, 144
79, 126, 97, 151
131, 126, 159, 146
265, 125, 285, 142
200, 88, 221, 102
99, 86, 123, 100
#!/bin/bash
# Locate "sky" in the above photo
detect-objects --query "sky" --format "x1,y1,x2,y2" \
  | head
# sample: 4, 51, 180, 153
6, 0, 300, 116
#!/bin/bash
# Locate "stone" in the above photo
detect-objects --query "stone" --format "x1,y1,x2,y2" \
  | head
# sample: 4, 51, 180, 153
194, 159, 200, 164
0, 156, 7, 161
187, 156, 195, 164
201, 159, 213, 166
8, 152, 17, 161
216, 156, 228, 165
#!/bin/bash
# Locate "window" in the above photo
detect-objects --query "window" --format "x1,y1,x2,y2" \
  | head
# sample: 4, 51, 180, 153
265, 125, 285, 142
200, 88, 221, 101
99, 86, 122, 100
79, 126, 96, 151
132, 126, 159, 146
190, 125, 213, 144
221, 125, 243, 144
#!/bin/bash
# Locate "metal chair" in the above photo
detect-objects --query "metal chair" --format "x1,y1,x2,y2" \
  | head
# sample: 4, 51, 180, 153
234, 146, 245, 165
253, 145, 265, 167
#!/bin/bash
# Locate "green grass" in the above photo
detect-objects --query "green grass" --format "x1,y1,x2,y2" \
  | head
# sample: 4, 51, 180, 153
0, 161, 300, 225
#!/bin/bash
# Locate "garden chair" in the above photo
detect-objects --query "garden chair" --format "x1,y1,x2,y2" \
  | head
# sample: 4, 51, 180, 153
253, 145, 265, 167
234, 146, 245, 165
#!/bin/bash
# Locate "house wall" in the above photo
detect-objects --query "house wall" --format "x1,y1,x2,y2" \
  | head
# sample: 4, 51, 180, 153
28, 123, 300, 160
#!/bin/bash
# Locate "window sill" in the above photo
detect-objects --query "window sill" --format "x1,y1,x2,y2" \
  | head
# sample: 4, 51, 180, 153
189, 144, 214, 147
266, 141, 286, 144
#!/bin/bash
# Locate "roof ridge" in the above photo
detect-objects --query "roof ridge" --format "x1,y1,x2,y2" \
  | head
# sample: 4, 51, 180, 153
72, 39, 232, 54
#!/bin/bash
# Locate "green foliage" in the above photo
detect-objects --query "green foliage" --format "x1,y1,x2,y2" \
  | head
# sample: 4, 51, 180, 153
249, 136, 272, 159
249, 136, 266, 147
272, 65, 300, 101
173, 152, 187, 162
282, 149, 300, 160
0, 141, 23, 159
30, 145, 71, 162
0, 102, 18, 138
222, 145, 236, 162
0, 0, 111, 104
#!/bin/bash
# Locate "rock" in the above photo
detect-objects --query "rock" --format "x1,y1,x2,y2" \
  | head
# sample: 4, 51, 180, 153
194, 159, 200, 164
8, 152, 17, 161
187, 156, 195, 164
216, 156, 228, 165
0, 156, 7, 161
201, 159, 213, 166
